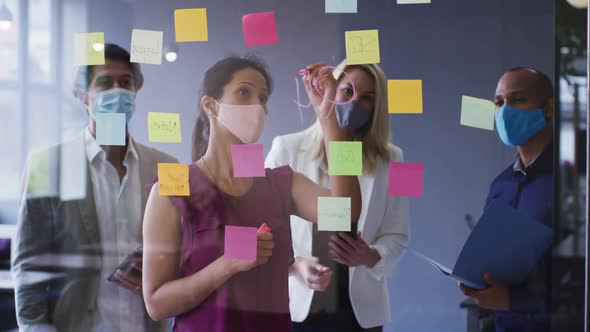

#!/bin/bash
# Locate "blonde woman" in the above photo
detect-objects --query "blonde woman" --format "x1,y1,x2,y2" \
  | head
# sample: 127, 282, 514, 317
265, 61, 409, 332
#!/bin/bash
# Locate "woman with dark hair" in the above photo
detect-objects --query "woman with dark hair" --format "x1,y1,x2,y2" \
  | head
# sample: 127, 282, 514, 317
141, 56, 362, 332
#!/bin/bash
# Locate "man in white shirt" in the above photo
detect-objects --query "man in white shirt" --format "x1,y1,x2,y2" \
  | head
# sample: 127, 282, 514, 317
13, 43, 176, 332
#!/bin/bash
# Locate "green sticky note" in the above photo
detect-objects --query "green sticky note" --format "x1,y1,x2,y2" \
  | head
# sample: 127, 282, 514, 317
148, 112, 182, 143
460, 95, 495, 131
318, 197, 351, 232
74, 32, 105, 65
328, 141, 362, 176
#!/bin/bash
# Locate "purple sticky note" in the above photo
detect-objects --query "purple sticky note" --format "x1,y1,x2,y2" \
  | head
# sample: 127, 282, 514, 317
242, 11, 279, 47
389, 162, 424, 197
231, 144, 265, 178
224, 226, 257, 261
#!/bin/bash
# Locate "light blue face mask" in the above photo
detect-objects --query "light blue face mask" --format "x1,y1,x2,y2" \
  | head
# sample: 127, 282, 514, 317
495, 104, 546, 147
91, 88, 136, 123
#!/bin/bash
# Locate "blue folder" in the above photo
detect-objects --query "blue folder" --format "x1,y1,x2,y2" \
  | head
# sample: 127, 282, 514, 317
405, 200, 552, 289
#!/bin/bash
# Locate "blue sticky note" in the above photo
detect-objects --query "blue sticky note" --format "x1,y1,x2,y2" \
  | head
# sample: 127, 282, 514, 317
403, 201, 552, 289
325, 0, 357, 13
96, 113, 126, 146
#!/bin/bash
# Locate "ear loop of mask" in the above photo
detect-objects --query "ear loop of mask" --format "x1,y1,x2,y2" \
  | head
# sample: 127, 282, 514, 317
293, 65, 356, 126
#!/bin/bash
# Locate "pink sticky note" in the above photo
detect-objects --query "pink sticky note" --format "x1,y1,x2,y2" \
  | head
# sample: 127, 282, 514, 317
389, 162, 424, 197
224, 226, 257, 261
242, 11, 279, 47
231, 144, 265, 178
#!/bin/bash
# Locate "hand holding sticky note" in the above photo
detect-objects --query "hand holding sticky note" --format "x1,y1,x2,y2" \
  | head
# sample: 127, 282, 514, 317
345, 29, 380, 65
318, 197, 351, 231
388, 80, 423, 114
460, 96, 495, 131
74, 32, 105, 66
157, 163, 190, 196
328, 141, 362, 176
148, 112, 182, 143
224, 226, 258, 261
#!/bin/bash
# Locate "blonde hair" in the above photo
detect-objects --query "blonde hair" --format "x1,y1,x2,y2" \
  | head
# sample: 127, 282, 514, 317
305, 60, 395, 175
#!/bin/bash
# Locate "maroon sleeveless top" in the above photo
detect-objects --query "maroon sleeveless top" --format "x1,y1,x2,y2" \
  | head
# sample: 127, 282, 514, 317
166, 164, 295, 332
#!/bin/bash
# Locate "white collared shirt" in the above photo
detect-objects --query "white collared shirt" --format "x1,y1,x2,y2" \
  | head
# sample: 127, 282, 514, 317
84, 128, 146, 332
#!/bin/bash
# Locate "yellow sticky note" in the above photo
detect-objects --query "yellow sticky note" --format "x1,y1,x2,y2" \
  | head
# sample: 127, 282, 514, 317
175, 8, 208, 42
388, 80, 423, 114
345, 29, 380, 65
74, 32, 105, 65
148, 112, 182, 143
158, 163, 190, 196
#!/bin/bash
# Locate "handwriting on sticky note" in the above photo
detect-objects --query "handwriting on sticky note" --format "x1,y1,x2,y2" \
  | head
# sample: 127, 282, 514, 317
148, 112, 182, 143
345, 30, 380, 65
130, 29, 163, 64
231, 144, 265, 178
224, 226, 257, 261
158, 163, 189, 196
95, 113, 126, 146
325, 0, 357, 13
460, 96, 495, 131
318, 197, 351, 231
74, 32, 105, 65
388, 80, 423, 114
175, 8, 208, 42
389, 162, 424, 197
242, 11, 279, 47
328, 141, 362, 176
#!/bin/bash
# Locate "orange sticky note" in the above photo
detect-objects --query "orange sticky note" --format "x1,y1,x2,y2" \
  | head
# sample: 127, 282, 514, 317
175, 8, 208, 42
158, 163, 190, 196
388, 80, 423, 114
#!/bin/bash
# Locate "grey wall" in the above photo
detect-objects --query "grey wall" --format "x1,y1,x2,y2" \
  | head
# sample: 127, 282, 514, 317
85, 0, 554, 331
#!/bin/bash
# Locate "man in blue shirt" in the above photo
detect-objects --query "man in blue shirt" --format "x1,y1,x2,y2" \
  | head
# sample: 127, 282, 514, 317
460, 67, 554, 332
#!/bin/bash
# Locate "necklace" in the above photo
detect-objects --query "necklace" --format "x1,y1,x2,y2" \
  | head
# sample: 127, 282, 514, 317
200, 157, 216, 183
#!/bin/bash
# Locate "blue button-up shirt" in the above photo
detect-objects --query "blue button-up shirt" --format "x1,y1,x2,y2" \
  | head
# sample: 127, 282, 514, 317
484, 143, 553, 332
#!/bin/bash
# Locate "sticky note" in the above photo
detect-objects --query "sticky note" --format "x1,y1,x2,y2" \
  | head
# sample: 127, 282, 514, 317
328, 141, 362, 176
95, 113, 125, 146
318, 197, 351, 231
345, 29, 380, 65
157, 163, 190, 196
224, 226, 257, 261
74, 32, 105, 65
389, 162, 424, 197
460, 96, 495, 131
231, 144, 265, 178
397, 0, 431, 4
175, 8, 208, 42
242, 11, 279, 47
388, 80, 423, 114
148, 112, 182, 143
130, 29, 163, 64
326, 0, 357, 13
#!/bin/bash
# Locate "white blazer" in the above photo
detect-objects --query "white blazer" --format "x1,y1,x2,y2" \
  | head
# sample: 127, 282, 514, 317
265, 130, 410, 328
